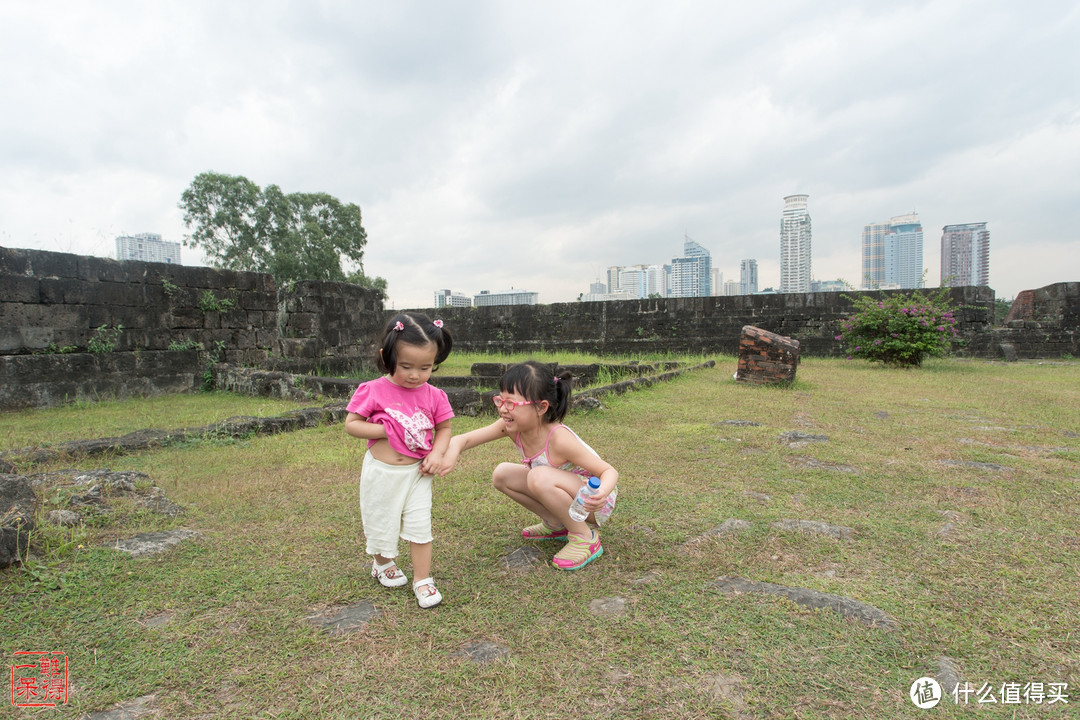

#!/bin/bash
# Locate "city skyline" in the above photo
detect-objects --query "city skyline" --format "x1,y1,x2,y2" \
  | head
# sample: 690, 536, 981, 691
2, 3, 1077, 309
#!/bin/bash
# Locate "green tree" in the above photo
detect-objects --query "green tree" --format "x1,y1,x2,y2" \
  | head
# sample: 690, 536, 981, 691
179, 172, 374, 286
344, 267, 388, 300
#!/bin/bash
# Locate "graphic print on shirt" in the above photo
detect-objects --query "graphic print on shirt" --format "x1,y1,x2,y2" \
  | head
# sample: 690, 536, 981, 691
385, 407, 434, 452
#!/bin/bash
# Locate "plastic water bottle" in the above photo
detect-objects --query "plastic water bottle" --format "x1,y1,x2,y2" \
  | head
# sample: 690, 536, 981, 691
568, 476, 602, 522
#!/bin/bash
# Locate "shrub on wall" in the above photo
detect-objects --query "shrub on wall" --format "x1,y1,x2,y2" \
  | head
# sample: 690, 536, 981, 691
87, 325, 124, 354
836, 288, 960, 367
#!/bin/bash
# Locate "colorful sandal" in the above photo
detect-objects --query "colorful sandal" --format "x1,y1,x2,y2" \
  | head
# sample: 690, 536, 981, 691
522, 520, 568, 541
552, 530, 603, 570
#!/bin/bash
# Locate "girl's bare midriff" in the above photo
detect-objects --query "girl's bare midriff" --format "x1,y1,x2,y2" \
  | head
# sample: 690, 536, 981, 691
367, 437, 421, 466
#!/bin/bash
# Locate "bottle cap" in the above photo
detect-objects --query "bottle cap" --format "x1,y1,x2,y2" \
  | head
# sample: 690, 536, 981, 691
588, 476, 601, 488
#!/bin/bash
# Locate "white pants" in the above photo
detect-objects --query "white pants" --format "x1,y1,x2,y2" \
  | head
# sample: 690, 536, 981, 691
359, 452, 433, 558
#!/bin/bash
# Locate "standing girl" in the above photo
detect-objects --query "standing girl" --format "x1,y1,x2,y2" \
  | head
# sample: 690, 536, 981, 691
442, 361, 618, 570
345, 312, 453, 608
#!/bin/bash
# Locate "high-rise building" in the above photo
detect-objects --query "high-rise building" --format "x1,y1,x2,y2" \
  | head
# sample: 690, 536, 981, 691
433, 289, 472, 308
740, 259, 758, 295
670, 236, 712, 297
115, 233, 181, 264
780, 195, 811, 293
940, 222, 990, 287
605, 266, 621, 295
862, 213, 924, 289
474, 289, 539, 306
861, 222, 889, 289
606, 263, 667, 298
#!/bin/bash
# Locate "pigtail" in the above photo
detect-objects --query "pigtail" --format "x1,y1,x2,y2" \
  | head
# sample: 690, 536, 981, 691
549, 370, 574, 423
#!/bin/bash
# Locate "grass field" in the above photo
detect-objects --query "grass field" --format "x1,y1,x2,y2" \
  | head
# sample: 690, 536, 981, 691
2, 356, 1078, 718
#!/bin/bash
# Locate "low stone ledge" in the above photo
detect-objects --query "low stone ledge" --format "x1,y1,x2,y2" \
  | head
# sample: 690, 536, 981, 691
0, 404, 349, 470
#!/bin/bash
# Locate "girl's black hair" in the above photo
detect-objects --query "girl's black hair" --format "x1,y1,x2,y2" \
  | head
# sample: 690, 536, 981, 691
499, 360, 574, 423
377, 312, 453, 374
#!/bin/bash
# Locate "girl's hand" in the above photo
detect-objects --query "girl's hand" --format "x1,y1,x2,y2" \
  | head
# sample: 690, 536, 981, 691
582, 490, 609, 513
433, 446, 460, 477
420, 449, 445, 476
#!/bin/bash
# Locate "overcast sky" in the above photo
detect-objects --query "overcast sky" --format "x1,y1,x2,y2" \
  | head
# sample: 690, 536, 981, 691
2, 1, 1078, 307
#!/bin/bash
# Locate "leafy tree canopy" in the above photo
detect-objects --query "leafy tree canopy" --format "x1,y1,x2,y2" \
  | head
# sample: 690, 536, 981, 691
179, 172, 383, 289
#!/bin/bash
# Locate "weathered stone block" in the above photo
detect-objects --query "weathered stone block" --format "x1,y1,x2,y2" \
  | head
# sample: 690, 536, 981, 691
1, 474, 37, 568
735, 325, 800, 385
1, 275, 39, 303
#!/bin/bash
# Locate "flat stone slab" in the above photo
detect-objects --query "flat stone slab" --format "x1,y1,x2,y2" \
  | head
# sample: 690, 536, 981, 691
780, 431, 829, 446
935, 655, 963, 695
107, 529, 201, 558
501, 545, 545, 570
588, 597, 628, 616
771, 519, 855, 541
940, 460, 1008, 472
452, 641, 510, 664
714, 420, 763, 427
306, 601, 380, 636
80, 694, 157, 720
702, 674, 751, 717
711, 575, 897, 631
788, 455, 859, 474
685, 518, 753, 546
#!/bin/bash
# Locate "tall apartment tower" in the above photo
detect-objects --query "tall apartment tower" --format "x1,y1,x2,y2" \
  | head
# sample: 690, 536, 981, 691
115, 233, 181, 264
605, 264, 667, 298
780, 194, 811, 293
861, 222, 889, 289
740, 259, 758, 295
940, 222, 990, 287
862, 213, 924, 289
670, 236, 712, 297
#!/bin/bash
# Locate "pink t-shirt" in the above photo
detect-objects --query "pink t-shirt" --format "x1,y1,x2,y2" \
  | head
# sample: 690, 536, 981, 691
347, 376, 454, 459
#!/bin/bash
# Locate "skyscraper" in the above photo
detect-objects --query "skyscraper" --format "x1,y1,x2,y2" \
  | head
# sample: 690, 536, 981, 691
605, 264, 667, 298
740, 259, 758, 295
780, 194, 811, 293
940, 222, 990, 287
115, 233, 181, 264
862, 213, 924, 289
670, 236, 712, 297
861, 222, 889, 289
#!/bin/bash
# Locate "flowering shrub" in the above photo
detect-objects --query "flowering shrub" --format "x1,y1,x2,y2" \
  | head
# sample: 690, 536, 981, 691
836, 288, 961, 367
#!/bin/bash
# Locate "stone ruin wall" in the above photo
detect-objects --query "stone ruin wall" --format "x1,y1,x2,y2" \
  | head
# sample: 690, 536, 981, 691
430, 287, 1000, 357
1, 245, 1077, 410
0, 246, 385, 409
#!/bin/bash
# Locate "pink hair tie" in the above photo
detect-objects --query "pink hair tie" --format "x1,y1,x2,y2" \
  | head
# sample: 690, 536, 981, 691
394, 321, 404, 332
433, 319, 443, 328
553, 376, 559, 383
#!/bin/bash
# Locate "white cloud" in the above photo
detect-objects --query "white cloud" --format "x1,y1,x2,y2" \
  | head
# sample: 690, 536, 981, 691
2, 0, 1078, 307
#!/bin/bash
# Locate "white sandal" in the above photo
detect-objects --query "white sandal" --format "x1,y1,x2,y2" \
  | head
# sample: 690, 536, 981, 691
372, 560, 408, 588
413, 577, 443, 609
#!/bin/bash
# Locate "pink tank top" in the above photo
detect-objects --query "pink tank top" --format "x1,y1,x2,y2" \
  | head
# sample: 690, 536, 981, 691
514, 424, 596, 476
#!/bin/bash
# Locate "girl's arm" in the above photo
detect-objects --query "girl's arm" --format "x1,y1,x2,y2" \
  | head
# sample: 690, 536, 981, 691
439, 419, 511, 475
420, 419, 453, 476
344, 412, 387, 440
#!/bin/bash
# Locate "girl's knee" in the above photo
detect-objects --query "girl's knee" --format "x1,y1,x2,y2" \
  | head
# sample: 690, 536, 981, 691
525, 466, 558, 492
492, 462, 520, 492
